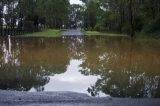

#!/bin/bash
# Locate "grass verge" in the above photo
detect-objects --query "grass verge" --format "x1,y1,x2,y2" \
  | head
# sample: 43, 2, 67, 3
24, 29, 66, 37
85, 31, 127, 37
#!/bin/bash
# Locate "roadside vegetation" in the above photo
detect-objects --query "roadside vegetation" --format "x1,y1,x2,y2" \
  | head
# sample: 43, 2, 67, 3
0, 0, 70, 36
24, 29, 66, 37
80, 0, 160, 38
0, 0, 160, 38
85, 31, 127, 37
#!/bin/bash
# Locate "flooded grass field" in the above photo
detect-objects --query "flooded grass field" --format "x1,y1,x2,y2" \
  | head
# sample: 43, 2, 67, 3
0, 36, 160, 98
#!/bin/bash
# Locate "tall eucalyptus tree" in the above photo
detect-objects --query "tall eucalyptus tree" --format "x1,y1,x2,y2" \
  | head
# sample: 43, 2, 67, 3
0, 0, 4, 35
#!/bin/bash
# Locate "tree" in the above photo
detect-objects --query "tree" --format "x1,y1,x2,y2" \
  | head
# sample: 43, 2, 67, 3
44, 0, 70, 28
81, 0, 160, 37
84, 0, 102, 30
15, 0, 70, 30
69, 4, 84, 28
1, 0, 160, 36
0, 0, 4, 35
128, 0, 135, 37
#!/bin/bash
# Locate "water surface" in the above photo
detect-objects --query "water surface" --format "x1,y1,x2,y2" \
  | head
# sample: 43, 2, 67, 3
0, 36, 160, 98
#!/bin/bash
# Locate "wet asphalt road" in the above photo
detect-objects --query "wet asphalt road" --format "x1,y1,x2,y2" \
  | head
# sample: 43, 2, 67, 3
0, 90, 160, 106
62, 29, 84, 36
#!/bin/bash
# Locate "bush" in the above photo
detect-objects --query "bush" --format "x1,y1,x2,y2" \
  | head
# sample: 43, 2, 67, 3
122, 24, 130, 34
24, 21, 34, 32
94, 22, 106, 32
143, 17, 160, 34
87, 26, 93, 31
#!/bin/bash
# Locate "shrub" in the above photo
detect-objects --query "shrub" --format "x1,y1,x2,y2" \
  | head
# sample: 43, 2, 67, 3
94, 22, 106, 32
24, 21, 34, 32
143, 17, 160, 34
87, 26, 93, 31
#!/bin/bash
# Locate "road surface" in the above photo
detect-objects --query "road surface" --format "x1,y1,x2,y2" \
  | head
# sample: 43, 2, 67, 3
62, 29, 84, 36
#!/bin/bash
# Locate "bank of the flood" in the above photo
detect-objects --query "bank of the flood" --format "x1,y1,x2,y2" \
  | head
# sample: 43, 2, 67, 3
0, 90, 160, 106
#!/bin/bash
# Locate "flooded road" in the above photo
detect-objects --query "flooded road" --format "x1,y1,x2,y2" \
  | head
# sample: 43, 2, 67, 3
0, 36, 160, 98
62, 29, 84, 36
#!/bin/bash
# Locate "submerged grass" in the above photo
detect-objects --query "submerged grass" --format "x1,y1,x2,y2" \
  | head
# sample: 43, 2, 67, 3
24, 29, 66, 37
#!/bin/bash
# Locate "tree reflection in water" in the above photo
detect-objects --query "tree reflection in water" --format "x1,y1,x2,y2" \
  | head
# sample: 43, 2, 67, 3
80, 37, 160, 98
0, 37, 69, 92
0, 36, 160, 98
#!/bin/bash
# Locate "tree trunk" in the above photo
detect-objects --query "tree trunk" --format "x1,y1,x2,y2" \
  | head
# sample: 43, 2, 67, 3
0, 1, 3, 36
12, 1, 14, 36
0, 18, 2, 36
129, 0, 135, 38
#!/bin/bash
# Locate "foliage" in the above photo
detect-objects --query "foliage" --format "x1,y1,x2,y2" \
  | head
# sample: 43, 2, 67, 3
84, 0, 102, 30
0, 0, 70, 35
0, 0, 160, 37
81, 0, 160, 37
143, 17, 160, 34
24, 21, 34, 32
94, 22, 106, 32
69, 4, 84, 28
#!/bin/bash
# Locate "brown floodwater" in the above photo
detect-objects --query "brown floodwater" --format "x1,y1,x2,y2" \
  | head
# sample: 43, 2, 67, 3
0, 36, 160, 98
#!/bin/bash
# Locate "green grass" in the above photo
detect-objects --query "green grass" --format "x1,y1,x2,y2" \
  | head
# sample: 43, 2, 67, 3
24, 29, 66, 37
85, 31, 127, 37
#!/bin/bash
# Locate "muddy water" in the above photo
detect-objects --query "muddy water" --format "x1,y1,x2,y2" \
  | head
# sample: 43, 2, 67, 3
0, 36, 160, 98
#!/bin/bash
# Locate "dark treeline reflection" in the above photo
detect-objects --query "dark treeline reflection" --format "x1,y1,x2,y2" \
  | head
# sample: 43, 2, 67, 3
0, 37, 160, 98
0, 37, 70, 91
80, 37, 160, 98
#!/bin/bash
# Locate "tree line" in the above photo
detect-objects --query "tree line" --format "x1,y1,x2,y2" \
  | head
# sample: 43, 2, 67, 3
0, 0, 70, 36
81, 0, 160, 37
0, 0, 160, 37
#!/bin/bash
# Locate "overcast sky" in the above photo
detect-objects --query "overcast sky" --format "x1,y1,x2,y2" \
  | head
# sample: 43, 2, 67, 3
70, 0, 83, 4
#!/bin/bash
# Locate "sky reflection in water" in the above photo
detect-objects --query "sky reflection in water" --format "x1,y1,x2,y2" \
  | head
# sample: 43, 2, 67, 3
0, 36, 160, 98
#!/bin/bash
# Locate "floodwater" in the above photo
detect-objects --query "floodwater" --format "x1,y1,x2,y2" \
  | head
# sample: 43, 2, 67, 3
0, 36, 160, 98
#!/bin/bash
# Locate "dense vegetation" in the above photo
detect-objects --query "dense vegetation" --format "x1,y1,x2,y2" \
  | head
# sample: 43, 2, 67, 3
81, 0, 160, 37
0, 0, 160, 37
0, 0, 70, 35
